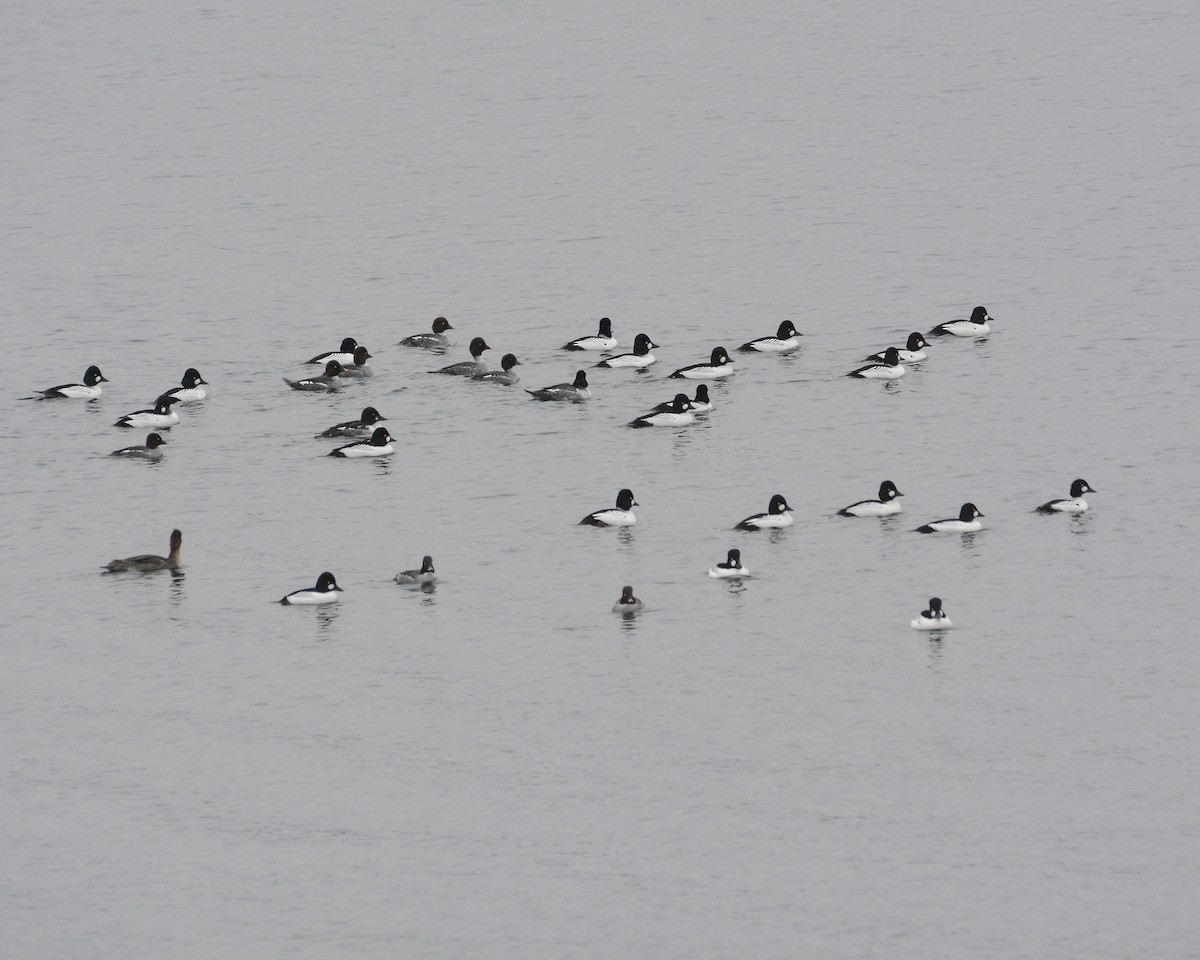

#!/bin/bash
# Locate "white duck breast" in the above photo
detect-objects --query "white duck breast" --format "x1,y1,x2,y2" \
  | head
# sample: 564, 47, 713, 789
915, 503, 984, 533
670, 346, 734, 379
911, 597, 953, 629
526, 370, 591, 401
629, 394, 694, 428
838, 480, 903, 517
929, 305, 992, 337
34, 365, 110, 399
739, 320, 802, 353
708, 548, 749, 578
329, 427, 395, 458
580, 488, 638, 526
306, 337, 359, 365
280, 571, 343, 604
114, 395, 180, 429
1037, 478, 1094, 514
864, 333, 927, 364
595, 333, 658, 369
164, 368, 209, 402
563, 317, 617, 351
735, 494, 794, 530
848, 347, 905, 379
653, 384, 711, 414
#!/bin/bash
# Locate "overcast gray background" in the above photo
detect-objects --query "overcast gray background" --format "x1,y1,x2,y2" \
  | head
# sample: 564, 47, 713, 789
3, 1, 1198, 957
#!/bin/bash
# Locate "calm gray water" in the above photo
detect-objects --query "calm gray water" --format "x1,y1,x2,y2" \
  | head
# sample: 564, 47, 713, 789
4, 1, 1199, 957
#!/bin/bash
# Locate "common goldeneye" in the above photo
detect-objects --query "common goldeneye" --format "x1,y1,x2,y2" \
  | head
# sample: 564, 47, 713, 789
399, 316, 453, 349
628, 394, 694, 428
394, 556, 437, 585
708, 548, 749, 578
580, 488, 638, 526
328, 426, 395, 458
32, 365, 109, 400
1036, 479, 1095, 514
915, 503, 984, 533
104, 529, 182, 572
340, 346, 374, 378
280, 571, 343, 605
739, 320, 802, 353
284, 361, 344, 391
595, 333, 658, 369
114, 395, 180, 429
847, 347, 905, 379
306, 337, 358, 365
911, 597, 953, 630
163, 368, 209, 402
315, 406, 388, 438
473, 353, 522, 385
652, 384, 712, 414
110, 432, 167, 460
431, 336, 490, 376
864, 333, 927, 364
612, 585, 643, 614
563, 317, 617, 351
735, 494, 794, 530
669, 346, 734, 379
930, 306, 992, 338
838, 480, 903, 517
526, 370, 591, 401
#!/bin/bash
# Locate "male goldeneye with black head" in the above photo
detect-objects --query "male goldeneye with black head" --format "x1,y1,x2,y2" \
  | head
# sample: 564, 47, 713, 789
563, 317, 617, 351
669, 346, 734, 380
1036, 479, 1095, 514
595, 333, 659, 369
864, 333, 927, 364
838, 480, 903, 517
580, 488, 638, 526
735, 494, 794, 530
708, 548, 749, 578
164, 368, 209, 402
915, 503, 983, 534
328, 426, 395, 458
911, 597, 953, 629
739, 320, 802, 353
929, 306, 992, 338
306, 337, 358, 365
280, 571, 343, 605
628, 394, 693, 428
114, 394, 180, 429
32, 365, 109, 400
848, 347, 905, 379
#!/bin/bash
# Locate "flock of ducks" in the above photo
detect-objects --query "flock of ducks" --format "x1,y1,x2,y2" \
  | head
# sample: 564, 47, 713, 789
32, 304, 1095, 627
